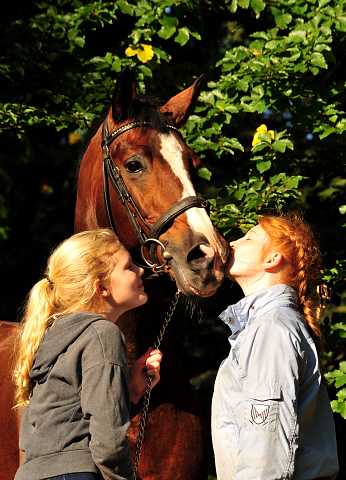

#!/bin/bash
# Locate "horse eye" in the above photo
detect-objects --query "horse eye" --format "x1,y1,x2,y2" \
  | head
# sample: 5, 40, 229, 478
126, 160, 143, 173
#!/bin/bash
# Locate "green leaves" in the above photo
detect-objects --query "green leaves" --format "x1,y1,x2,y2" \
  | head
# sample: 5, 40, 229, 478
229, 0, 265, 15
175, 27, 190, 46
311, 52, 328, 69
198, 167, 212, 181
236, 79, 249, 92
210, 168, 304, 235
117, 0, 134, 15
250, 0, 265, 15
271, 8, 293, 29
257, 161, 271, 173
272, 139, 294, 152
158, 13, 178, 39
322, 260, 346, 284
326, 361, 346, 419
0, 0, 346, 440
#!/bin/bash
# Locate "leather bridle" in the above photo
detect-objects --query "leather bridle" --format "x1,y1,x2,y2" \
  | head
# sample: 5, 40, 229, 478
101, 117, 209, 271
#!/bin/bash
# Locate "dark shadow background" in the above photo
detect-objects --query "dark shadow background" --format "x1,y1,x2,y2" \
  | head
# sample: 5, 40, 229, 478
1, 1, 346, 477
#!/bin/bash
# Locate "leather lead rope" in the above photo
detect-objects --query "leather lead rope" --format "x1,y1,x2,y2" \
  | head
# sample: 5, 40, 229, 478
133, 291, 181, 479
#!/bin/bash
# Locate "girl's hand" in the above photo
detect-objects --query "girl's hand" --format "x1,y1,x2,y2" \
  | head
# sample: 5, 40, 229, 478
128, 348, 163, 405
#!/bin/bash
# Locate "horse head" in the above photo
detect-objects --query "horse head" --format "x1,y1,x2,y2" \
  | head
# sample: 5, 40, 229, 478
75, 68, 228, 297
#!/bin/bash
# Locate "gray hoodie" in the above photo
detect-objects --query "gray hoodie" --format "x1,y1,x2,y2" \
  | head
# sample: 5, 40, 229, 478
15, 311, 135, 480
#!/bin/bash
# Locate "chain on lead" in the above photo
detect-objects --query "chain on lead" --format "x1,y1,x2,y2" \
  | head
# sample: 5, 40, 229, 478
133, 290, 180, 479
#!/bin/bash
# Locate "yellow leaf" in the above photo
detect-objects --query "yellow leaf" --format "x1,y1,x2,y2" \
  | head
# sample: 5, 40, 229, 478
137, 44, 154, 63
252, 124, 274, 146
252, 134, 261, 146
253, 50, 261, 56
216, 102, 225, 112
255, 124, 268, 133
125, 46, 139, 57
125, 44, 154, 63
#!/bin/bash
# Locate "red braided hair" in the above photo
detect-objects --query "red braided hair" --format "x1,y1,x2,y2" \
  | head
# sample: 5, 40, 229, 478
258, 212, 324, 354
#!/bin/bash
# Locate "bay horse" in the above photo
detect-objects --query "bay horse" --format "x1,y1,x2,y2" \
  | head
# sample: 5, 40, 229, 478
0, 68, 228, 479
75, 68, 229, 479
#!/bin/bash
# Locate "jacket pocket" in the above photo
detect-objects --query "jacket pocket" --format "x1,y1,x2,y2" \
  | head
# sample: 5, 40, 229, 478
243, 381, 281, 432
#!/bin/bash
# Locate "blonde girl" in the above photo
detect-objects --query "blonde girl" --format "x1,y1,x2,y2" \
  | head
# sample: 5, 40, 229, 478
13, 228, 162, 480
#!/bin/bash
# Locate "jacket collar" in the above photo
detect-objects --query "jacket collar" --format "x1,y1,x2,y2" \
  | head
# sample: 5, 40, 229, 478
219, 284, 298, 343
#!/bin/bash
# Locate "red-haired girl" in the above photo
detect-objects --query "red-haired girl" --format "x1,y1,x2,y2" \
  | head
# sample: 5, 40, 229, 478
212, 213, 338, 480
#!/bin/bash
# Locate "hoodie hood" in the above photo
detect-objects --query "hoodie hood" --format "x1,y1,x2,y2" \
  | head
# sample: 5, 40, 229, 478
30, 311, 105, 384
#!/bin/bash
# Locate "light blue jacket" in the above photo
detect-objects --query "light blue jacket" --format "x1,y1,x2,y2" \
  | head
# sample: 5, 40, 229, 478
212, 284, 339, 480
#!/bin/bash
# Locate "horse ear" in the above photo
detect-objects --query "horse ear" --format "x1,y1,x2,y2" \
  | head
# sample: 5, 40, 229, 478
160, 75, 205, 127
111, 67, 136, 123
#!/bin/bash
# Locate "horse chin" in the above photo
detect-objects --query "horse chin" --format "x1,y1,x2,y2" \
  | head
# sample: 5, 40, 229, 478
168, 262, 222, 298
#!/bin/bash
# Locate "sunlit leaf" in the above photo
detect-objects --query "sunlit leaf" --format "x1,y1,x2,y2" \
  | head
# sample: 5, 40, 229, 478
198, 167, 212, 180
257, 161, 271, 173
175, 27, 190, 46
118, 0, 134, 15
311, 52, 328, 69
250, 0, 265, 14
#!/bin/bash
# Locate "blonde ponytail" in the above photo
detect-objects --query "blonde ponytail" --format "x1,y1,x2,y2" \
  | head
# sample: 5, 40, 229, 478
13, 228, 120, 407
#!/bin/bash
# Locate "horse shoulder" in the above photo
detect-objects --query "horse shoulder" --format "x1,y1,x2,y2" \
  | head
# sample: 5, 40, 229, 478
0, 321, 22, 478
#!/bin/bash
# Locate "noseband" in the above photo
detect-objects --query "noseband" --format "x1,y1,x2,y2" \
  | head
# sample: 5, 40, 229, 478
101, 117, 209, 271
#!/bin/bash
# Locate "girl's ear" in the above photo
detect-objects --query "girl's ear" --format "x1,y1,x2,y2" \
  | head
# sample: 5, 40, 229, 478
93, 279, 110, 297
262, 252, 283, 271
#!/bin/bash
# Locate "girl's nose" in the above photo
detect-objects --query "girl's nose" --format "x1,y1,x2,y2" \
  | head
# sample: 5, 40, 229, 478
138, 266, 144, 277
230, 236, 241, 247
132, 262, 144, 277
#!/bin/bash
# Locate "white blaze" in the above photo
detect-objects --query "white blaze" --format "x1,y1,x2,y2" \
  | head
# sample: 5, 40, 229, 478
159, 133, 218, 253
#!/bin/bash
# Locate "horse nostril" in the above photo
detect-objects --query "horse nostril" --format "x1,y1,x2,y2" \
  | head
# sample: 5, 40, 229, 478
187, 244, 214, 268
199, 244, 214, 258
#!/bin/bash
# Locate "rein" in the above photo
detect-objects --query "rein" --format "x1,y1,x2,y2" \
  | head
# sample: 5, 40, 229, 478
133, 290, 181, 479
101, 117, 209, 271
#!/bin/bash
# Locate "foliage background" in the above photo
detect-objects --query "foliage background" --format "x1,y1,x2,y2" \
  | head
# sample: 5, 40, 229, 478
1, 0, 346, 477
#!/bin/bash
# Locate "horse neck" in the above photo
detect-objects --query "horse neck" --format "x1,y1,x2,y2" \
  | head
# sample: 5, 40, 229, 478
115, 277, 167, 366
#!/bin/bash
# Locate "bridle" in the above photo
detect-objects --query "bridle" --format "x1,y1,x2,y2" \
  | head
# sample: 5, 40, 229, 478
101, 117, 209, 272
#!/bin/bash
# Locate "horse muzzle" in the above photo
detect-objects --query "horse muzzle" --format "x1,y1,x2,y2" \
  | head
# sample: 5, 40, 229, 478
159, 233, 229, 297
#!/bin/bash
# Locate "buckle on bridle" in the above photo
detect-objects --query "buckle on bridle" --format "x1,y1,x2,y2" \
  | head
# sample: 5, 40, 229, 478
140, 238, 172, 272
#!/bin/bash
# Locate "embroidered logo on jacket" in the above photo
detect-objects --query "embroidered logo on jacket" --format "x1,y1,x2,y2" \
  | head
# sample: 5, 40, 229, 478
250, 404, 270, 425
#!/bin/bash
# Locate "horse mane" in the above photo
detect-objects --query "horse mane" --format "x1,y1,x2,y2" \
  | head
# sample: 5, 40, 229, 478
75, 94, 170, 178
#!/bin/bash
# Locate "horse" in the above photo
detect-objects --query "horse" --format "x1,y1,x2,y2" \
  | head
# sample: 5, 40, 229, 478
75, 67, 229, 479
0, 67, 228, 479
